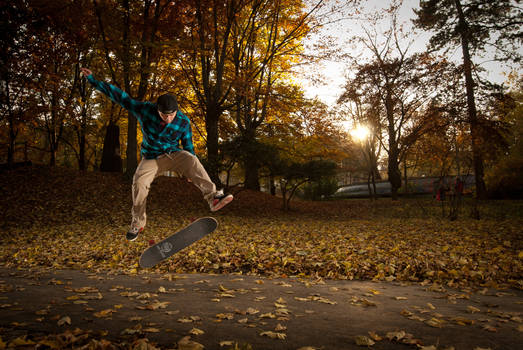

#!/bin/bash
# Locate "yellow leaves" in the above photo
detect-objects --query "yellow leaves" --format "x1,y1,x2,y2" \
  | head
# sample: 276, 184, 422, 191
467, 306, 481, 313
57, 316, 71, 326
425, 317, 446, 328
189, 328, 204, 335
142, 328, 160, 333
7, 337, 35, 348
216, 313, 234, 320
246, 307, 259, 315
177, 317, 197, 326
386, 330, 406, 341
177, 336, 204, 350
147, 301, 170, 310
132, 338, 160, 350
259, 331, 286, 340
481, 325, 498, 332
219, 341, 235, 347
93, 309, 115, 318
355, 335, 375, 346
451, 316, 475, 326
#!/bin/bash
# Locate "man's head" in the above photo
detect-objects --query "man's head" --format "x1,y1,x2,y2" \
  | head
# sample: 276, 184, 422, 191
157, 93, 178, 115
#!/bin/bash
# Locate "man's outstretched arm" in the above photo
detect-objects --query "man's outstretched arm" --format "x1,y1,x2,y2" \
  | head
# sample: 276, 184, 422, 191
81, 68, 144, 115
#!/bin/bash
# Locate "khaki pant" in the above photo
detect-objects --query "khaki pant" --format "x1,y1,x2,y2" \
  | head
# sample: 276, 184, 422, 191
131, 151, 216, 228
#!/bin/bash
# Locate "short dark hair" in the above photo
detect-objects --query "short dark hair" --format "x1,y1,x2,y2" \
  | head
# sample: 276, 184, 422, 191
157, 94, 178, 114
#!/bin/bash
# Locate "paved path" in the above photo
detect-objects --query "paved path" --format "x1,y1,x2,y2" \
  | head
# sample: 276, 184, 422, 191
1, 267, 522, 349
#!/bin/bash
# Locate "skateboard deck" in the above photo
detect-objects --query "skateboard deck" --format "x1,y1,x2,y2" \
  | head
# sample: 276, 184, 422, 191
139, 217, 218, 268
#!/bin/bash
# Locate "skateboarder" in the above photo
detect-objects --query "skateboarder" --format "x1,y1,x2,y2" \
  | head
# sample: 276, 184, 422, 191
80, 68, 233, 241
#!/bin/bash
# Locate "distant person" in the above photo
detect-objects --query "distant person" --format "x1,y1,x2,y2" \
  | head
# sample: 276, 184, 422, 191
80, 68, 233, 241
454, 176, 464, 196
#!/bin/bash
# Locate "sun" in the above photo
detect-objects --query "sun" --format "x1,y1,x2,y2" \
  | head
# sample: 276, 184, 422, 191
350, 125, 370, 142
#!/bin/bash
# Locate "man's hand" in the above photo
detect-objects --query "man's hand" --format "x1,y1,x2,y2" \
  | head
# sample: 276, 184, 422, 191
80, 68, 92, 77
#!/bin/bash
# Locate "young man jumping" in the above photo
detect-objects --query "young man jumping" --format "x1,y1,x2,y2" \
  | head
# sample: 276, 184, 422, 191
80, 68, 233, 241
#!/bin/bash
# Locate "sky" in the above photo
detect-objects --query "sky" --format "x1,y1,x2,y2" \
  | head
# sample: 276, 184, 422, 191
299, 0, 519, 106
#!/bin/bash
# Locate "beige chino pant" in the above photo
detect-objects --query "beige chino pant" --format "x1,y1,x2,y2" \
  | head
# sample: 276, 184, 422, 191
131, 151, 216, 228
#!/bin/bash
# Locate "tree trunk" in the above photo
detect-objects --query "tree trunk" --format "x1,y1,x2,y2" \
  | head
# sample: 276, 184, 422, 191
121, 0, 138, 178
6, 74, 16, 169
100, 121, 123, 172
454, 0, 487, 199
78, 129, 86, 171
244, 156, 261, 191
269, 173, 276, 195
8, 113, 16, 168
205, 109, 222, 186
386, 91, 401, 200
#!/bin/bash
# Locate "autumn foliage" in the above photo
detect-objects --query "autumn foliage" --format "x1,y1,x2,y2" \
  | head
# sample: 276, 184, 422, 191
1, 166, 521, 290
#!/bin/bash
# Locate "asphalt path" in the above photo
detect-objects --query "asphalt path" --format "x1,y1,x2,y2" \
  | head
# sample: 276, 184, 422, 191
1, 267, 522, 349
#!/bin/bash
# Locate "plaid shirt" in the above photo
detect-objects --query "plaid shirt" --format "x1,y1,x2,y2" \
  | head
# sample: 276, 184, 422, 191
87, 75, 195, 159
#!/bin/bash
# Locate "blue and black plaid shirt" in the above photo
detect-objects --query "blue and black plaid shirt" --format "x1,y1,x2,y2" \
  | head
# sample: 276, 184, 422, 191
87, 75, 195, 159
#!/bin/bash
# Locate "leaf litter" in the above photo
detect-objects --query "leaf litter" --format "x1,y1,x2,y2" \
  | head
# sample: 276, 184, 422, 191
1, 167, 522, 349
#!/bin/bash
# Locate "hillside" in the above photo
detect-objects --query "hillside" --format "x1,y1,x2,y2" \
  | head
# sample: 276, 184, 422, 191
1, 166, 521, 290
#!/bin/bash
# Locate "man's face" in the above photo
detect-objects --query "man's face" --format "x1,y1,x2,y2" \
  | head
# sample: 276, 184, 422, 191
158, 110, 176, 123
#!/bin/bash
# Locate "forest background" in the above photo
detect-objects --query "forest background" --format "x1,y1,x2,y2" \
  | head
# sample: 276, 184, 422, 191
1, 0, 522, 201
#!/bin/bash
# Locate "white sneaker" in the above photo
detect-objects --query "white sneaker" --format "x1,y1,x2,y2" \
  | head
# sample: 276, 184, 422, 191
209, 191, 233, 212
126, 226, 143, 241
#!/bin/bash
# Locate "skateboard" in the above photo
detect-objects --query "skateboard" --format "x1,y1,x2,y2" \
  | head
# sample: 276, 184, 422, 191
139, 217, 218, 268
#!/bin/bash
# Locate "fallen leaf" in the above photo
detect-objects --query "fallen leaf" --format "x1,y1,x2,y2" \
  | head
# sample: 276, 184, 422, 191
8, 337, 35, 347
94, 309, 114, 318
368, 331, 382, 341
260, 331, 286, 340
246, 307, 259, 314
451, 317, 475, 325
189, 328, 204, 335
57, 316, 71, 326
425, 318, 445, 328
482, 325, 498, 332
143, 328, 160, 333
467, 306, 481, 313
275, 323, 287, 331
355, 335, 375, 346
216, 313, 234, 320
386, 330, 406, 341
178, 336, 204, 350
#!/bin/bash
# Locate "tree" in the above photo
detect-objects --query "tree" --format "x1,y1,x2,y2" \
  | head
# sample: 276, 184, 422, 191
29, 4, 84, 166
229, 0, 319, 190
176, 0, 326, 186
0, 0, 33, 167
339, 18, 451, 199
484, 77, 523, 198
413, 0, 522, 198
174, 0, 246, 185
93, 0, 167, 176
275, 159, 337, 210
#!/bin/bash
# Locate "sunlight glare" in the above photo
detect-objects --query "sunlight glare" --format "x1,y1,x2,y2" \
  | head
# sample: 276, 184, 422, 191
350, 125, 370, 142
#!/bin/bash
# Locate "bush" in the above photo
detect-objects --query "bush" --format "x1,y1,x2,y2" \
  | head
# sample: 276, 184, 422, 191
301, 176, 339, 201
